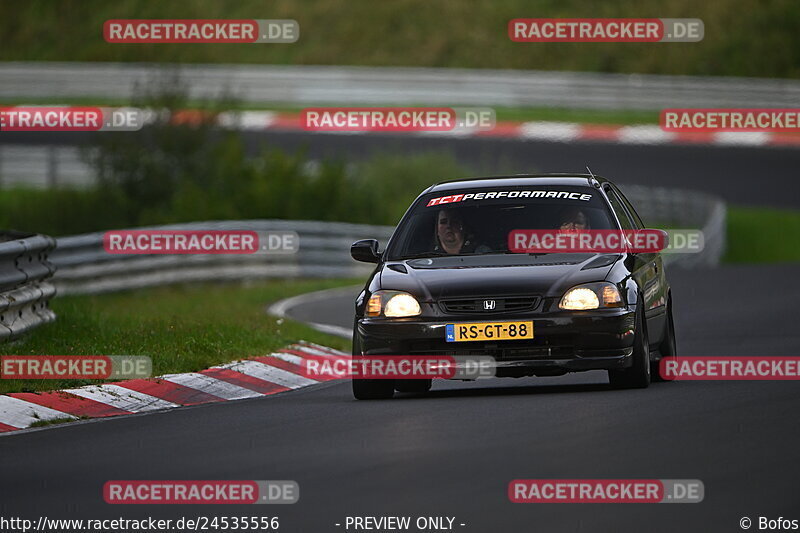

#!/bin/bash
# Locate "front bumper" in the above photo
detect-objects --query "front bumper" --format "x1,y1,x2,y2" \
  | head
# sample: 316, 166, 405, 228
356, 309, 636, 376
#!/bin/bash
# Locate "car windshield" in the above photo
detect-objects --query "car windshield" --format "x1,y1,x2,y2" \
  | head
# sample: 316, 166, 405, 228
385, 185, 617, 260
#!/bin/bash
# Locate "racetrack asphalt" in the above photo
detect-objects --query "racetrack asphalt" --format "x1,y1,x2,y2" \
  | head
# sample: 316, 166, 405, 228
3, 125, 800, 531
2, 263, 799, 532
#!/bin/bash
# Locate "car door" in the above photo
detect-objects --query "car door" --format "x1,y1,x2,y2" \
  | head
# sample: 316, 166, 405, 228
604, 185, 665, 344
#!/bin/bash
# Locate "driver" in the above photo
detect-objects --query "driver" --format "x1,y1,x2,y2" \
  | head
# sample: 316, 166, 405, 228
434, 208, 485, 254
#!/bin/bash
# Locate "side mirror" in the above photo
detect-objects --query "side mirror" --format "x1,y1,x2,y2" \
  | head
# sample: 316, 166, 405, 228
351, 239, 381, 263
653, 229, 669, 250
625, 229, 669, 255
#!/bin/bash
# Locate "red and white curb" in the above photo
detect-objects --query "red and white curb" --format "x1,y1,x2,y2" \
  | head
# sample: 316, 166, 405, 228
0, 341, 347, 434
223, 111, 800, 148
14, 106, 800, 147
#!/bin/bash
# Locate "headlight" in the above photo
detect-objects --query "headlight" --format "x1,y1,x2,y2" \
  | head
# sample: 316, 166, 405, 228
559, 282, 624, 310
366, 291, 422, 317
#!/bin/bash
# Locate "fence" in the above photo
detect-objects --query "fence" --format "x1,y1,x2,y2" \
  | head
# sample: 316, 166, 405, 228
50, 220, 394, 295
1, 62, 799, 110
0, 232, 57, 340
0, 145, 94, 189
618, 184, 726, 269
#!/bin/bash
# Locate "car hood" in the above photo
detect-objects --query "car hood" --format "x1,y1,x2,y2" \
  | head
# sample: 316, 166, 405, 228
379, 253, 621, 301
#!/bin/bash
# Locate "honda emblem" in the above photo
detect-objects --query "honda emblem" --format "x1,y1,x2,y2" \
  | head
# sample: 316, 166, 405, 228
483, 300, 496, 310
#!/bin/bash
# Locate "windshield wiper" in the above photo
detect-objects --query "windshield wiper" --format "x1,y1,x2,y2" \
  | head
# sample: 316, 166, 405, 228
399, 251, 549, 260
395, 252, 448, 260
499, 250, 547, 257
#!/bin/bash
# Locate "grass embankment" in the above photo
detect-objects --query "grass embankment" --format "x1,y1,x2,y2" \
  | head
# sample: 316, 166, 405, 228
0, 279, 357, 394
723, 207, 800, 263
1, 0, 798, 78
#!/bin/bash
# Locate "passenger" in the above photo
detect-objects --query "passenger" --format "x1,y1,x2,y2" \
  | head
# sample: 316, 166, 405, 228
558, 207, 591, 231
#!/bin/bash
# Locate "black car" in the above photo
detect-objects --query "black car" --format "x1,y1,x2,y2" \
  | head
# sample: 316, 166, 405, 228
349, 174, 676, 399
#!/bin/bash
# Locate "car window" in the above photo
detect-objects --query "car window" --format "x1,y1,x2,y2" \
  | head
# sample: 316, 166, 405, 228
385, 186, 617, 260
614, 187, 646, 229
604, 187, 635, 230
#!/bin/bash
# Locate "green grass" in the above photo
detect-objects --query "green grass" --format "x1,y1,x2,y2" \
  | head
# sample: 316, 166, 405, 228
492, 107, 657, 125
0, 279, 357, 394
29, 416, 85, 428
0, 0, 799, 78
724, 207, 800, 263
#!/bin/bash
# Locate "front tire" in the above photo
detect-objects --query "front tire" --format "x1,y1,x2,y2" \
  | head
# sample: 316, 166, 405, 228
352, 378, 395, 400
608, 305, 651, 389
351, 327, 395, 400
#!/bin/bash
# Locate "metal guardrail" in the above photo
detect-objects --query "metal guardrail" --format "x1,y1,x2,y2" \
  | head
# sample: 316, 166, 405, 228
0, 145, 95, 189
618, 184, 727, 268
51, 220, 393, 295
0, 232, 57, 340
49, 186, 725, 295
1, 62, 799, 110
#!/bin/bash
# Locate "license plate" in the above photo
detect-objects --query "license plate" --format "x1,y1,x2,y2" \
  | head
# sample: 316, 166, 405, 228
445, 321, 534, 342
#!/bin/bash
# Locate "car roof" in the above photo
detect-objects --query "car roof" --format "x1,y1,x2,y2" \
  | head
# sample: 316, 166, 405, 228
427, 173, 609, 193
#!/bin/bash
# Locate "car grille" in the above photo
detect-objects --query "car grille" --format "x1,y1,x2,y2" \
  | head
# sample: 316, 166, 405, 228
405, 338, 575, 360
439, 296, 540, 314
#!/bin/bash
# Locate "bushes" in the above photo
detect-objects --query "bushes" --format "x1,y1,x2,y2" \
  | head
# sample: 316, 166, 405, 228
0, 187, 121, 236
0, 134, 469, 236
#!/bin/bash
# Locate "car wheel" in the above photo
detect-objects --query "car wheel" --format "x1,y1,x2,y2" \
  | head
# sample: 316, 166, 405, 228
608, 304, 651, 389
651, 298, 676, 382
395, 379, 432, 394
351, 324, 395, 400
